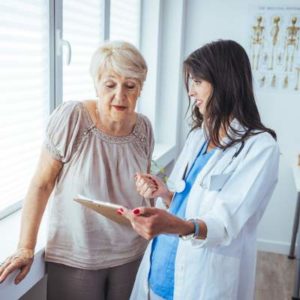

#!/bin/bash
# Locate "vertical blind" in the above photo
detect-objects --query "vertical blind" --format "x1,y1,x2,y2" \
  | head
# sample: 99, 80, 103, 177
63, 0, 104, 102
110, 0, 141, 47
0, 0, 50, 211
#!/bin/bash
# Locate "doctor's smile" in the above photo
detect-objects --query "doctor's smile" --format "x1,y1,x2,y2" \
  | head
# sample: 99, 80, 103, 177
188, 77, 213, 115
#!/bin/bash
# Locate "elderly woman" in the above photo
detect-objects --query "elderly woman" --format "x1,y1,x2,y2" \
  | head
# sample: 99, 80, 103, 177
0, 41, 154, 300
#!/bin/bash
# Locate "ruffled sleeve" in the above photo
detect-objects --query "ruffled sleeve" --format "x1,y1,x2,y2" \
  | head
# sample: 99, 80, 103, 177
44, 101, 87, 163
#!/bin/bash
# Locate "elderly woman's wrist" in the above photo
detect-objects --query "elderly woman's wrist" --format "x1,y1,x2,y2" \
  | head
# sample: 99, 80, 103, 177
17, 245, 35, 257
161, 190, 173, 207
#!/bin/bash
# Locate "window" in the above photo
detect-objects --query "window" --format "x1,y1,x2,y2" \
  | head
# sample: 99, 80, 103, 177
0, 0, 143, 219
138, 0, 185, 166
62, 0, 141, 103
63, 0, 104, 102
110, 0, 141, 47
0, 0, 50, 217
0, 0, 184, 219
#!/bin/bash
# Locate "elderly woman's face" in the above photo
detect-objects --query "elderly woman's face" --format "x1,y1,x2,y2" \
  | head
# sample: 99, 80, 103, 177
96, 70, 141, 121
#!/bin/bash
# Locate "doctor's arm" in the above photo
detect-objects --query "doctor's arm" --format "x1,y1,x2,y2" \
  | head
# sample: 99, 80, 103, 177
0, 149, 62, 284
121, 207, 206, 240
192, 140, 280, 248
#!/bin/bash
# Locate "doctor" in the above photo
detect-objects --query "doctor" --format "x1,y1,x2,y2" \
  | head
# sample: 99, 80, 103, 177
120, 40, 280, 300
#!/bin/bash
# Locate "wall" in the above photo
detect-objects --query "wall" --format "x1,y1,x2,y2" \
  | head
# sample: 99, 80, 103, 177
178, 0, 300, 254
20, 277, 47, 300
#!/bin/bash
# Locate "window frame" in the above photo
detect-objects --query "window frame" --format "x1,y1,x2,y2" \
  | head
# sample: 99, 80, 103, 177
0, 0, 108, 219
0, 0, 186, 220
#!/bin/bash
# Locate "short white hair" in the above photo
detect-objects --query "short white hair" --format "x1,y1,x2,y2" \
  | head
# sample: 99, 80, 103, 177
90, 40, 148, 87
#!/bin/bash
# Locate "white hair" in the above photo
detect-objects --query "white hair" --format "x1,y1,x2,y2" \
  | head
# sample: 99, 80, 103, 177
90, 40, 148, 87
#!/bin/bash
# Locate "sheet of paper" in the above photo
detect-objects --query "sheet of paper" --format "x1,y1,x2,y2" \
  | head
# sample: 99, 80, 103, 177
73, 194, 130, 226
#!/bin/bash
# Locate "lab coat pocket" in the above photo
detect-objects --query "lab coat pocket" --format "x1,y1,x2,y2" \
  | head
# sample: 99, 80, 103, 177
208, 171, 234, 191
202, 252, 240, 299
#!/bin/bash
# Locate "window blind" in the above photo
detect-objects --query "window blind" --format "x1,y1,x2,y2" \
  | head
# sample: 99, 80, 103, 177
0, 0, 50, 212
110, 0, 141, 47
63, 0, 104, 102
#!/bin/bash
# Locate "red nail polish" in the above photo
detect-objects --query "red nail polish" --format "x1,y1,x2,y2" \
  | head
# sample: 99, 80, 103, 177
116, 209, 122, 215
133, 208, 140, 215
119, 208, 124, 212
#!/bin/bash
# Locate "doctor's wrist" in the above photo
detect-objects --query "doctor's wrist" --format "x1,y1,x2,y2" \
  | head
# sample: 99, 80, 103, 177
178, 220, 196, 237
179, 219, 207, 240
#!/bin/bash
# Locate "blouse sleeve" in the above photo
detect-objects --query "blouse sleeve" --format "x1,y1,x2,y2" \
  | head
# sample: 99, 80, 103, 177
44, 101, 86, 163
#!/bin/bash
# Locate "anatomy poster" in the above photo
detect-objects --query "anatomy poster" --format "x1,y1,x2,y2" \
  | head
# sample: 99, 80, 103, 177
249, 6, 300, 91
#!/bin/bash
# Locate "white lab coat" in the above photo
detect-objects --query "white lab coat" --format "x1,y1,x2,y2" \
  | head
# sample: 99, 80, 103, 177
130, 120, 280, 300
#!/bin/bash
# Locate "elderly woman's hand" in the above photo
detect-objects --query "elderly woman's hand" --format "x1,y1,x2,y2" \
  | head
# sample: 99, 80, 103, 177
135, 173, 171, 200
0, 248, 34, 284
119, 207, 193, 240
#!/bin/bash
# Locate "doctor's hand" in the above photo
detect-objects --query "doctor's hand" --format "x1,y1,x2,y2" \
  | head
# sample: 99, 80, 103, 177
119, 207, 194, 240
0, 248, 34, 285
135, 173, 172, 201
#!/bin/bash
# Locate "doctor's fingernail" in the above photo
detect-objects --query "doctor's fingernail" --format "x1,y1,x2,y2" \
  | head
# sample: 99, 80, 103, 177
116, 209, 123, 215
133, 209, 140, 215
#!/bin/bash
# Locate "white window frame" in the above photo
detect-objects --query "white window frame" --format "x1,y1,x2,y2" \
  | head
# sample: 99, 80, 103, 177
0, 0, 130, 220
0, 1, 188, 298
0, 0, 186, 222
139, 0, 186, 167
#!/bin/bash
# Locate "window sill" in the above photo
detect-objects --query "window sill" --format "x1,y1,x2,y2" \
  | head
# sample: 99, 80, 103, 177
0, 211, 47, 299
152, 142, 176, 168
0, 142, 176, 298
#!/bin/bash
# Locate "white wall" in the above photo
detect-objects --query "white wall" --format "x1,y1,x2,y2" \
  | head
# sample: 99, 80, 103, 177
179, 0, 300, 254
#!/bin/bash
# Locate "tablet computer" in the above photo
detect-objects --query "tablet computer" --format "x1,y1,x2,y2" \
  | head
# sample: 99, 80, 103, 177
74, 194, 130, 226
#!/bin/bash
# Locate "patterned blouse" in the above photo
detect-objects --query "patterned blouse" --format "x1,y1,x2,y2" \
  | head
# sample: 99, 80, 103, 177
44, 101, 154, 269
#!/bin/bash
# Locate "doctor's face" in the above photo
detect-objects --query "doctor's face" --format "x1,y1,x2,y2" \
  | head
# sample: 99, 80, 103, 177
188, 76, 213, 115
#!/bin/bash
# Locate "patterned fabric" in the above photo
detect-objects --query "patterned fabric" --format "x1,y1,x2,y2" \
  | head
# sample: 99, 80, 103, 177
44, 101, 154, 269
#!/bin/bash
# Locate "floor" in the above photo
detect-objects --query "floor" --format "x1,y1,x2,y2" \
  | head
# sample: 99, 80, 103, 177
255, 251, 297, 300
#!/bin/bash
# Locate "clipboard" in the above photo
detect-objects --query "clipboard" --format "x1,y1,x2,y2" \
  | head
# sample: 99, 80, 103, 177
74, 194, 130, 226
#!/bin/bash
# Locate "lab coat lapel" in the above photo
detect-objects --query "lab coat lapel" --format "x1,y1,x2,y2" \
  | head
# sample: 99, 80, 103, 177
185, 133, 206, 176
196, 147, 223, 184
193, 119, 246, 184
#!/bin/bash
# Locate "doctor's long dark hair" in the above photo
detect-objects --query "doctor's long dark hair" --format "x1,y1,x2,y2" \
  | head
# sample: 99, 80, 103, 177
183, 40, 276, 149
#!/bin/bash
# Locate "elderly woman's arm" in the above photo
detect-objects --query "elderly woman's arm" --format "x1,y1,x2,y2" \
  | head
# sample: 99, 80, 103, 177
135, 173, 173, 207
0, 148, 62, 284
